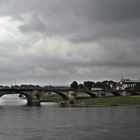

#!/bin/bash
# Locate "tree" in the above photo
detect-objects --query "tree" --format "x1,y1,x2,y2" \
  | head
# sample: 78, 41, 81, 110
94, 81, 101, 88
70, 81, 79, 91
108, 80, 117, 90
94, 80, 116, 91
84, 81, 94, 90
78, 83, 85, 90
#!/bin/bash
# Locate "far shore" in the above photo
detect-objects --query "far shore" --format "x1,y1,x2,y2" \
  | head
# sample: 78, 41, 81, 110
41, 94, 140, 106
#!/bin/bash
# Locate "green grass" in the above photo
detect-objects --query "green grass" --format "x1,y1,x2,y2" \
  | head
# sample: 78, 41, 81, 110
41, 94, 63, 102
74, 96, 140, 105
41, 94, 140, 106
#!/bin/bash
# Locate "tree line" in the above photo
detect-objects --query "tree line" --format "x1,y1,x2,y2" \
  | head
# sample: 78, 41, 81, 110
70, 80, 117, 91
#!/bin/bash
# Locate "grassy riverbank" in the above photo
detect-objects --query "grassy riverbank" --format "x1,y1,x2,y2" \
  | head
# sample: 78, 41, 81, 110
41, 94, 140, 106
41, 94, 63, 102
74, 96, 140, 106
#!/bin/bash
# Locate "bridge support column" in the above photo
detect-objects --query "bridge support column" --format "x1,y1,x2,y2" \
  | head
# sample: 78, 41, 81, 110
27, 99, 40, 106
25, 91, 41, 106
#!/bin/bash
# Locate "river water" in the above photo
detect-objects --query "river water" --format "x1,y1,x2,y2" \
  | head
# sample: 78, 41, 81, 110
0, 95, 140, 140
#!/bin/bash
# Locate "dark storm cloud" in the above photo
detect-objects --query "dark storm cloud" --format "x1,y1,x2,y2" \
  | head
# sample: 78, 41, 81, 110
18, 0, 140, 43
0, 0, 140, 41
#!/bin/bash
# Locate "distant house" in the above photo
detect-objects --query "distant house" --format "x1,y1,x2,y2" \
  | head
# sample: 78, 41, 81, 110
91, 88, 105, 96
123, 79, 140, 89
116, 82, 126, 91
116, 79, 140, 91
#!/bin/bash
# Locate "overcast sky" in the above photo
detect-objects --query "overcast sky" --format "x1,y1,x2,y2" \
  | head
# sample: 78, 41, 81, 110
0, 0, 140, 85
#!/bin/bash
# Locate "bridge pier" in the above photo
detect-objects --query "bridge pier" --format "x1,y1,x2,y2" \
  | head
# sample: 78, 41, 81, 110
27, 98, 41, 106
24, 91, 41, 106
52, 91, 69, 100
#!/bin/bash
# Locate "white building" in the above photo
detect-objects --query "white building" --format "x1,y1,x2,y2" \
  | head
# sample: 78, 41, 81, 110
116, 79, 140, 91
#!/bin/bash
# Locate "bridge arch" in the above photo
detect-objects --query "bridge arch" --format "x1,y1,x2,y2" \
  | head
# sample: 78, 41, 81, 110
0, 91, 41, 106
51, 91, 69, 100
85, 91, 98, 98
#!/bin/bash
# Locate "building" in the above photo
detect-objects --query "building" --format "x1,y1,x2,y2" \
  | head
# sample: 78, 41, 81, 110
91, 88, 105, 96
116, 78, 140, 93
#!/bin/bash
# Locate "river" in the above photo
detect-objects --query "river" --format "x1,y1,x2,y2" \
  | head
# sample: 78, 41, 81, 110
0, 95, 140, 140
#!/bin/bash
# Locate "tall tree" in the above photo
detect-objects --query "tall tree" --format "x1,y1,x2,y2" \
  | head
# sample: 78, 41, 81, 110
78, 83, 85, 90
84, 81, 94, 90
70, 81, 79, 91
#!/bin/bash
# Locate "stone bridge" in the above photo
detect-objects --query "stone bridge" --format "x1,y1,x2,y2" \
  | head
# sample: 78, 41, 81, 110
0, 87, 124, 106
0, 87, 101, 106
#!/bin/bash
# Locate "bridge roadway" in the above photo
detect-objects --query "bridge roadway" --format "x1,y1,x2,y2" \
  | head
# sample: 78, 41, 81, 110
0, 88, 122, 106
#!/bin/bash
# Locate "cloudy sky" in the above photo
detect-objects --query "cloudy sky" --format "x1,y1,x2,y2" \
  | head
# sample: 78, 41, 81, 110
0, 0, 140, 85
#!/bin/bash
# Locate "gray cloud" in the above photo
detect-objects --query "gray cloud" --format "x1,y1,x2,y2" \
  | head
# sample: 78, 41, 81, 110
1, 0, 140, 41
0, 0, 140, 85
